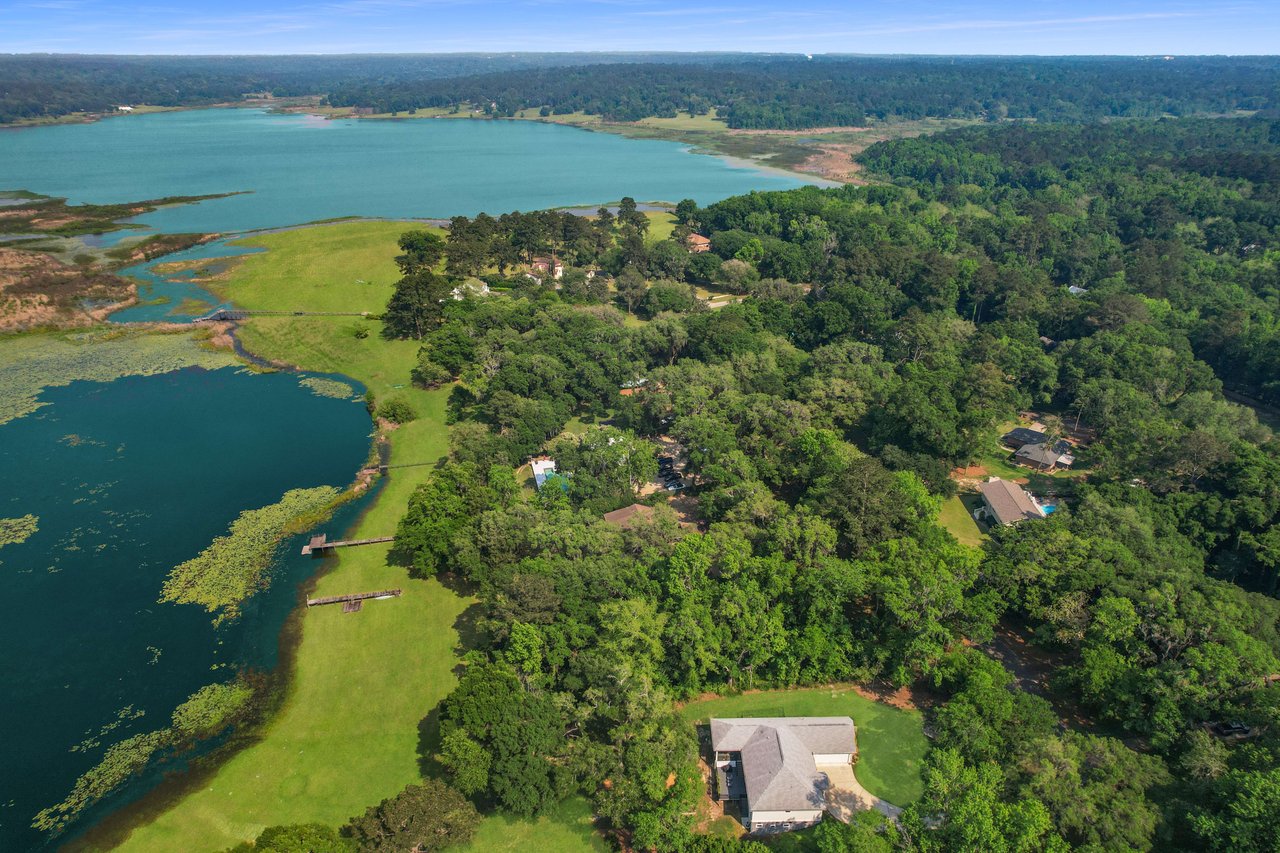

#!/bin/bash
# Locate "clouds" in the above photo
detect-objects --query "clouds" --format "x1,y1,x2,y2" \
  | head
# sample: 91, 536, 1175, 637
2, 0, 1275, 54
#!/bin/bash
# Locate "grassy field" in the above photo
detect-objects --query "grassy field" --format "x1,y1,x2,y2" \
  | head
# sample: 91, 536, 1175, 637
680, 687, 928, 807
109, 220, 603, 851
938, 495, 987, 548
463, 797, 606, 852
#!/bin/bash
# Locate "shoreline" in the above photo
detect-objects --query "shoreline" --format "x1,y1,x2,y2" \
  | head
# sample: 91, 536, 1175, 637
67, 220, 466, 851
64, 473, 389, 853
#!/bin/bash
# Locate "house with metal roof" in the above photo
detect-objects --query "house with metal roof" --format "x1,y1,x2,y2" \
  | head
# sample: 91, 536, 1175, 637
977, 478, 1046, 526
1014, 439, 1075, 472
711, 717, 855, 834
1002, 427, 1049, 449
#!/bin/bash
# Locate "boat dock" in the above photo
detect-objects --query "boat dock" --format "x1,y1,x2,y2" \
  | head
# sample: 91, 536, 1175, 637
306, 589, 403, 612
301, 533, 394, 556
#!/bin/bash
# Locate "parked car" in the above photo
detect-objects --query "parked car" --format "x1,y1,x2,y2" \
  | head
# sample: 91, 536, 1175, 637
664, 480, 687, 492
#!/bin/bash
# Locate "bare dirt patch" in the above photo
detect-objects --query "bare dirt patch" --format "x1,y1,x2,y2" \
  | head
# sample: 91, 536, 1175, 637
0, 248, 136, 331
727, 125, 872, 137
799, 144, 867, 183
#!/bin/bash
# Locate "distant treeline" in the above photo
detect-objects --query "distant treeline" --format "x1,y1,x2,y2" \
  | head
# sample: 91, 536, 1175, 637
326, 56, 1280, 128
0, 52, 770, 124
5, 54, 1279, 129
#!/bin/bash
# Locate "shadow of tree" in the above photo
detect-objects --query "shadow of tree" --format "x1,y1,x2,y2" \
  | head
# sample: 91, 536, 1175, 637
417, 703, 446, 778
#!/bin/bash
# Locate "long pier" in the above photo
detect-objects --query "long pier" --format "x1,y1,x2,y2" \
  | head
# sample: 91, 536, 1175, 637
306, 589, 402, 611
301, 533, 395, 556
192, 308, 372, 323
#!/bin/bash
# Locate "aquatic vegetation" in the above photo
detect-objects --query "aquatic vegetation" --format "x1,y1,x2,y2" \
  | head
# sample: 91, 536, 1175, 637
0, 328, 236, 426
0, 514, 38, 548
170, 680, 255, 742
300, 375, 357, 400
33, 677, 257, 835
159, 486, 342, 624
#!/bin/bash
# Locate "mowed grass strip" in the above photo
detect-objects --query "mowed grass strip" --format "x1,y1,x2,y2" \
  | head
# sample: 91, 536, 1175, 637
680, 687, 928, 807
115, 389, 471, 852
115, 221, 604, 851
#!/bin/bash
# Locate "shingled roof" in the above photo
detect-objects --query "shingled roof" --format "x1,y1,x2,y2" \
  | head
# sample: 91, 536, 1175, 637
978, 478, 1045, 525
710, 718, 855, 813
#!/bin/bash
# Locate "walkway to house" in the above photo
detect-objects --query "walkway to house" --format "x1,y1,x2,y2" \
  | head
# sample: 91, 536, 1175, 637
821, 763, 902, 821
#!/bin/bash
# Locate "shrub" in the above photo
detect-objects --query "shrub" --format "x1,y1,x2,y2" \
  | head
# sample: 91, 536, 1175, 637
376, 397, 417, 424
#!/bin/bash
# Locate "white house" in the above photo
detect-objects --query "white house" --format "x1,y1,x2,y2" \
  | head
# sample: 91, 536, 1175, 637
531, 458, 558, 489
711, 717, 856, 834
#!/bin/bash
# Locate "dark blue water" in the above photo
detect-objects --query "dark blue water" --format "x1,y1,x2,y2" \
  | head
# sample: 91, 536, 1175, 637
0, 367, 371, 851
0, 109, 809, 235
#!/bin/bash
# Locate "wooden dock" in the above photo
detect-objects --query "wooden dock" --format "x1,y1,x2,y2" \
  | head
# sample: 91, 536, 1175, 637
301, 533, 394, 556
306, 588, 402, 608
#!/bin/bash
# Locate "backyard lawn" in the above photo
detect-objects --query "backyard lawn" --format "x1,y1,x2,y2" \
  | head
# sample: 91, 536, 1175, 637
938, 495, 987, 548
680, 687, 928, 807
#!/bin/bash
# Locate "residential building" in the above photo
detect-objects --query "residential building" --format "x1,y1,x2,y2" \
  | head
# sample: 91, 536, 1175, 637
1014, 440, 1075, 472
686, 233, 712, 254
530, 256, 564, 280
711, 717, 855, 834
531, 458, 558, 489
602, 503, 654, 528
1002, 427, 1048, 449
978, 478, 1046, 526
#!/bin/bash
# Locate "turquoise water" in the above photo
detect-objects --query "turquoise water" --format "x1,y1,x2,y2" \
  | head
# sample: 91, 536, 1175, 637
0, 367, 372, 851
0, 109, 808, 234
0, 105, 810, 847
112, 240, 262, 323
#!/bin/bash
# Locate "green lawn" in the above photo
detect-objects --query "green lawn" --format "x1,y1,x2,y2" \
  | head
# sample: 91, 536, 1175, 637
644, 209, 678, 241
221, 220, 432, 315
109, 220, 603, 851
462, 796, 606, 852
938, 495, 987, 548
680, 687, 928, 807
116, 389, 471, 851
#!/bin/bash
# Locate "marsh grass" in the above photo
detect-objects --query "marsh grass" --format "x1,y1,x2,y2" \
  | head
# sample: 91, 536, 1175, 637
159, 486, 343, 625
0, 328, 236, 426
0, 513, 38, 547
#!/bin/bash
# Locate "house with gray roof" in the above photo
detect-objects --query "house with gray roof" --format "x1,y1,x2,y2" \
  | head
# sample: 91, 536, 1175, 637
710, 717, 855, 833
978, 478, 1046, 526
1014, 439, 1075, 472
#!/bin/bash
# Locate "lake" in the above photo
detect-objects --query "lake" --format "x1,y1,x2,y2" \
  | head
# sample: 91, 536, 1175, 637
0, 106, 808, 848
0, 367, 372, 851
0, 108, 809, 234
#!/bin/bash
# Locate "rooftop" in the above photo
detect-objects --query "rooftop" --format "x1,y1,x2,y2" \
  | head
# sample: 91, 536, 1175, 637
978, 478, 1045, 525
602, 503, 654, 528
711, 717, 855, 813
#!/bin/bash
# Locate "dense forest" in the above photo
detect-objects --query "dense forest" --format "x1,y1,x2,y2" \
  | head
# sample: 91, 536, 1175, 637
6, 54, 1280, 129
326, 56, 1280, 127
293, 114, 1280, 852
0, 52, 762, 124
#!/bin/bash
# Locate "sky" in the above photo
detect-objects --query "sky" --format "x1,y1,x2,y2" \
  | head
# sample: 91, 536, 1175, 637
3, 0, 1277, 55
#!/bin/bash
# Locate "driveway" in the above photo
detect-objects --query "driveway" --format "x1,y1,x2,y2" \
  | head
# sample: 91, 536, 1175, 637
820, 763, 902, 821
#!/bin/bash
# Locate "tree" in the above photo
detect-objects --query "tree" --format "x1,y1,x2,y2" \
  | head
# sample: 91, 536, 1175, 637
376, 397, 417, 424
383, 270, 454, 339
344, 780, 480, 852
674, 198, 699, 226
615, 267, 648, 314
227, 824, 354, 853
395, 230, 446, 274
412, 351, 452, 389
